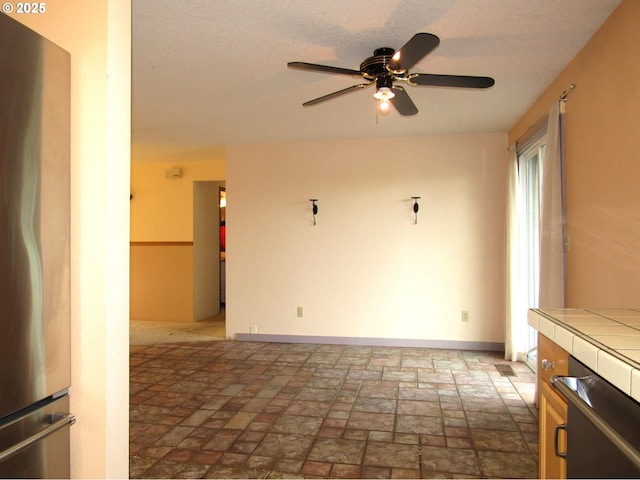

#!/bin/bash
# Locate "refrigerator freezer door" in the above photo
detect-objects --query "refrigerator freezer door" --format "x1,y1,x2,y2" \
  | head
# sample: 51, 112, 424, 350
0, 395, 73, 478
0, 15, 71, 419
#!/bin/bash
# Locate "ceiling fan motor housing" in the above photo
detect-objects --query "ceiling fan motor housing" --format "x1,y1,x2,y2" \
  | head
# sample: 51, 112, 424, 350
360, 47, 396, 79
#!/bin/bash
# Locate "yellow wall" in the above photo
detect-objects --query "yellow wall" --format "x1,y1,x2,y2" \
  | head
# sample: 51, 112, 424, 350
130, 159, 225, 322
131, 159, 225, 241
509, 0, 640, 307
9, 2, 131, 478
130, 244, 194, 321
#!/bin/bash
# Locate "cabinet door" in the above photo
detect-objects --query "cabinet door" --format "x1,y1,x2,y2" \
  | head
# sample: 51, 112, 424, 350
539, 381, 567, 479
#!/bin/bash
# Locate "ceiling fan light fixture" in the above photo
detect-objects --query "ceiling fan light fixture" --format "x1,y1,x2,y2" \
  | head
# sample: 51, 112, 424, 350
373, 86, 395, 100
387, 51, 406, 75
377, 98, 392, 114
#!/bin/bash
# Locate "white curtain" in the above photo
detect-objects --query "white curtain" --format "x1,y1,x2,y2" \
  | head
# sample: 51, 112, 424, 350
505, 101, 566, 361
505, 144, 524, 361
539, 101, 566, 308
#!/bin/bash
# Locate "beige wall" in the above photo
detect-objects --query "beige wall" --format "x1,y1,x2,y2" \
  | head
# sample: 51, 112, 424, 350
227, 133, 508, 344
9, 2, 131, 478
509, 0, 640, 307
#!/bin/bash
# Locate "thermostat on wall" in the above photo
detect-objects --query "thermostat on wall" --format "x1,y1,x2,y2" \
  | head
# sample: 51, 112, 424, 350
165, 167, 182, 179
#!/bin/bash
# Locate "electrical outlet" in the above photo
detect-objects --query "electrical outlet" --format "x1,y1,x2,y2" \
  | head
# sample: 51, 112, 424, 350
250, 325, 258, 334
461, 310, 470, 322
297, 306, 304, 318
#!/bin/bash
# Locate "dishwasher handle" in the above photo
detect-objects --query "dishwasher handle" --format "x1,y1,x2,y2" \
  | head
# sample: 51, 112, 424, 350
0, 413, 76, 463
551, 375, 640, 472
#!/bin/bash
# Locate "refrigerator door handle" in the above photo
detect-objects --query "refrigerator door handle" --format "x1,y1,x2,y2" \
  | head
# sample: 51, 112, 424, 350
0, 413, 76, 463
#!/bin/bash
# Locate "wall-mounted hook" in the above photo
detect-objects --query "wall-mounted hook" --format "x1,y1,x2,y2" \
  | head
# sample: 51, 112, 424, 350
309, 199, 318, 226
411, 197, 421, 224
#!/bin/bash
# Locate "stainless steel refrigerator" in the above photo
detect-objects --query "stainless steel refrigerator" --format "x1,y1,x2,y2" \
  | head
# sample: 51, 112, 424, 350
0, 13, 75, 478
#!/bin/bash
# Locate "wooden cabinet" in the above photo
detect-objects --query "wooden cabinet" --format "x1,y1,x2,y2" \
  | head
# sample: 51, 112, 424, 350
538, 333, 569, 479
539, 380, 568, 479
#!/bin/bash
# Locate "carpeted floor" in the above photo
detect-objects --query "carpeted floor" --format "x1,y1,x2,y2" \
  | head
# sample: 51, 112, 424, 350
130, 310, 226, 345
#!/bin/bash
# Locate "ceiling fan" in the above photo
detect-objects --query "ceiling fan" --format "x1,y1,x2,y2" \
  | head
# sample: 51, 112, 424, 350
288, 33, 494, 116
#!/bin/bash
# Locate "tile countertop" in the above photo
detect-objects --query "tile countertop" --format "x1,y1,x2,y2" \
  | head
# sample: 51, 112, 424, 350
528, 308, 640, 404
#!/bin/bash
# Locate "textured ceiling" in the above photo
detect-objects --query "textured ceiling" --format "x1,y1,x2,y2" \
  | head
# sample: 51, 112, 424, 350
132, 0, 621, 162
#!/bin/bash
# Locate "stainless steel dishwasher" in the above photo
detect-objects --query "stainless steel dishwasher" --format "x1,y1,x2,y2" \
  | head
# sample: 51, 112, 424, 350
552, 356, 640, 478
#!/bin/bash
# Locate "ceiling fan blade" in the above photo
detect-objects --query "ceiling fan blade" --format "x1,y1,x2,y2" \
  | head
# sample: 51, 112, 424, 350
302, 82, 373, 106
288, 61, 362, 77
390, 86, 418, 116
388, 33, 440, 72
410, 73, 495, 89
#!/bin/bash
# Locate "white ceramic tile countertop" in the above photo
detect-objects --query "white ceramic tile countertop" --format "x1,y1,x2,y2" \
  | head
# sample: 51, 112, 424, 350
528, 308, 640, 403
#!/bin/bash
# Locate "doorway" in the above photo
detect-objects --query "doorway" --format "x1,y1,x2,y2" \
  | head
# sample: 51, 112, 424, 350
219, 187, 226, 308
193, 181, 225, 320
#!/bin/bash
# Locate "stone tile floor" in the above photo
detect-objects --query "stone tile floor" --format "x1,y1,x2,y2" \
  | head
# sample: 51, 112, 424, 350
130, 341, 538, 478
